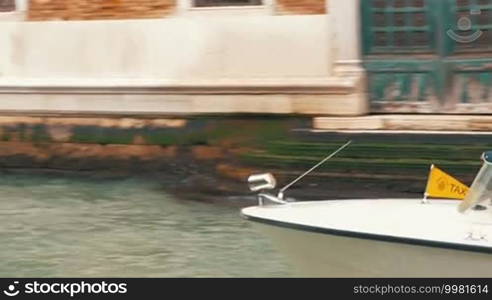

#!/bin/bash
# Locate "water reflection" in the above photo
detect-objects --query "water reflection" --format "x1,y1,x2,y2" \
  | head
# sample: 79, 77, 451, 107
0, 174, 292, 277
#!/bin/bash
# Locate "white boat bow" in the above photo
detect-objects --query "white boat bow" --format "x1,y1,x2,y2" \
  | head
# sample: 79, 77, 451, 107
241, 199, 492, 277
241, 147, 492, 277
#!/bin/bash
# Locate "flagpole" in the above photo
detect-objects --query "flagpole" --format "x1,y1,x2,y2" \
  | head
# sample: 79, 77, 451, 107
421, 164, 434, 204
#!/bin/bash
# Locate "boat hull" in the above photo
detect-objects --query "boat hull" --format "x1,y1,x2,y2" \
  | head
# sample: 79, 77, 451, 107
251, 221, 492, 277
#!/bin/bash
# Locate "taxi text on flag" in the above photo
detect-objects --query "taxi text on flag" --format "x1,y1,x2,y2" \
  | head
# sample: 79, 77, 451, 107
425, 165, 469, 200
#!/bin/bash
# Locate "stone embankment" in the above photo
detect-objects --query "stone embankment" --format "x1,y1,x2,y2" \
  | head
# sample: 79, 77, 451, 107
0, 115, 491, 201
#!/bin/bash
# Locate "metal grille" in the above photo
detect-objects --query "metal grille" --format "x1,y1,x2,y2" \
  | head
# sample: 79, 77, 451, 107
194, 0, 262, 7
0, 0, 15, 12
362, 0, 434, 54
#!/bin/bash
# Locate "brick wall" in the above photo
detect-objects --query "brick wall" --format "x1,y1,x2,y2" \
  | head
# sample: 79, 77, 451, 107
28, 0, 327, 21
28, 0, 177, 21
276, 0, 326, 15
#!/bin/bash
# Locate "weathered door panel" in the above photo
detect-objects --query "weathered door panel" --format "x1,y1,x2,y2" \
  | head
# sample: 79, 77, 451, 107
362, 0, 492, 114
365, 60, 440, 113
445, 59, 492, 113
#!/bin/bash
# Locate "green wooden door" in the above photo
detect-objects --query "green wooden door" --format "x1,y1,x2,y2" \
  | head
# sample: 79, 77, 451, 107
362, 0, 492, 114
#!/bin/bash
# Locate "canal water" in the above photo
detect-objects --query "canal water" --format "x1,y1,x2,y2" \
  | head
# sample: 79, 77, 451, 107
0, 173, 293, 277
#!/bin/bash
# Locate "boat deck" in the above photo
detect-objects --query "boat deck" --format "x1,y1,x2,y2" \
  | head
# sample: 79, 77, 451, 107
242, 199, 492, 252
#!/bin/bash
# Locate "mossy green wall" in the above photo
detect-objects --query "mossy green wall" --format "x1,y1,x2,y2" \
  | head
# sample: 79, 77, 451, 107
0, 116, 489, 184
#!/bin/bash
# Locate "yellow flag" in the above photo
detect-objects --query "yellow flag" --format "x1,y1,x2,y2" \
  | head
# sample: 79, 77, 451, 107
425, 165, 469, 200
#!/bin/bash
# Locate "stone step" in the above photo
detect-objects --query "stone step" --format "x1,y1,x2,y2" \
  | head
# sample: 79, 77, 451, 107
314, 115, 492, 132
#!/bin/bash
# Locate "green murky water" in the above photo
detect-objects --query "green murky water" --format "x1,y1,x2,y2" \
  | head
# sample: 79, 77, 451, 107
0, 174, 292, 277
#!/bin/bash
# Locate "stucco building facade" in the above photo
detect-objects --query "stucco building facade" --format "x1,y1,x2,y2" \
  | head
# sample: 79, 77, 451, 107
0, 0, 366, 116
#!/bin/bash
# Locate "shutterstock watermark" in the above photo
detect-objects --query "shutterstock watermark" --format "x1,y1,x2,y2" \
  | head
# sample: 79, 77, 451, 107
354, 283, 489, 296
3, 281, 20, 297
447, 8, 483, 43
3, 280, 127, 297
